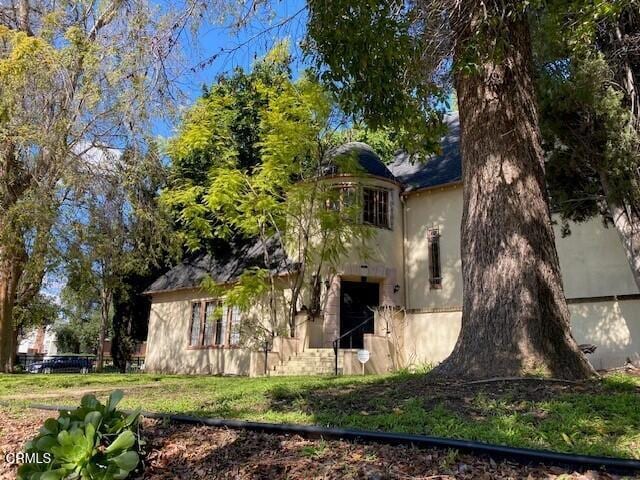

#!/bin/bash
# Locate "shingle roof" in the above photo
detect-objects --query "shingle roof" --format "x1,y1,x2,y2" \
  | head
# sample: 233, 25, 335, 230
322, 142, 396, 181
388, 113, 462, 192
144, 236, 294, 294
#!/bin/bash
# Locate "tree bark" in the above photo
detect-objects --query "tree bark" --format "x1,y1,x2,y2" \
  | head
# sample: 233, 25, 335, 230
599, 170, 640, 290
435, 4, 595, 380
96, 288, 111, 372
0, 251, 23, 372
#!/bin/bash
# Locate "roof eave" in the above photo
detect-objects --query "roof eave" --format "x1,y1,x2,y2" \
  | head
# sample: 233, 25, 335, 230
317, 172, 402, 187
143, 269, 296, 296
401, 179, 463, 196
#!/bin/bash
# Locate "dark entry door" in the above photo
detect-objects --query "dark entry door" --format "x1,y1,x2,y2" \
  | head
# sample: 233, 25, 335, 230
339, 281, 379, 349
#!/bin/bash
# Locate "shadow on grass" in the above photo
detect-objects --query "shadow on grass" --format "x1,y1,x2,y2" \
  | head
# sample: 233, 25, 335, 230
258, 373, 640, 459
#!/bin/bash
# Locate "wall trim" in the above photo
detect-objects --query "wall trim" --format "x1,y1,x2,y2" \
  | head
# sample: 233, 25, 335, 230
406, 306, 462, 314
566, 293, 640, 304
401, 180, 462, 197
405, 294, 640, 314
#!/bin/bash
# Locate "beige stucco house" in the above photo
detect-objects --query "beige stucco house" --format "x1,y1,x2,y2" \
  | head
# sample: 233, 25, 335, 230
144, 115, 640, 376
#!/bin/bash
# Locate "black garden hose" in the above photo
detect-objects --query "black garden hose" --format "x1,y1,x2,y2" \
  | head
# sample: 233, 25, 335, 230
29, 404, 640, 475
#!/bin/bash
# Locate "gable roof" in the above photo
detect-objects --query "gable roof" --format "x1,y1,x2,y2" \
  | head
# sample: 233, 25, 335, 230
388, 113, 462, 192
322, 142, 396, 181
144, 236, 294, 294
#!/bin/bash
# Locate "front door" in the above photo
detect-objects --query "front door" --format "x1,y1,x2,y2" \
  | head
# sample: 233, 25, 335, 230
339, 281, 379, 349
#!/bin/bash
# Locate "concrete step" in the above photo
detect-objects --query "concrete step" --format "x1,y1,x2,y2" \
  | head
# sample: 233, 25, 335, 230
272, 348, 342, 376
272, 367, 337, 374
287, 352, 336, 360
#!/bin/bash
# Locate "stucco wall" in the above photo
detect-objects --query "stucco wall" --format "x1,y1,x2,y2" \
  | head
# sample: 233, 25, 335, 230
402, 298, 640, 370
313, 175, 406, 347
145, 288, 293, 375
404, 184, 639, 310
328, 176, 405, 282
570, 299, 640, 370
555, 220, 639, 298
146, 179, 640, 375
403, 311, 461, 367
404, 185, 464, 311
145, 289, 250, 374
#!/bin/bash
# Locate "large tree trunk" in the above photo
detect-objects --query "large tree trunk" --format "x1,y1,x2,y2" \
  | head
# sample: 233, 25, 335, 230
96, 288, 111, 373
435, 4, 595, 379
0, 252, 23, 372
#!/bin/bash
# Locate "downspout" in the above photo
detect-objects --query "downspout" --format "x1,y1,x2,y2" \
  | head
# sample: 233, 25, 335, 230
400, 194, 409, 309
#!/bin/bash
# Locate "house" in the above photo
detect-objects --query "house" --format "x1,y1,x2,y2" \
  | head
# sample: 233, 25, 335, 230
18, 326, 57, 355
144, 114, 640, 375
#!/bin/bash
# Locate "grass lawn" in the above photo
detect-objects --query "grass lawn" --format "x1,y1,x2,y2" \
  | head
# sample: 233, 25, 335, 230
1, 371, 639, 460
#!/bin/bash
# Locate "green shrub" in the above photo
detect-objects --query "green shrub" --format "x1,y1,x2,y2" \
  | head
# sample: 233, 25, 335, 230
18, 390, 142, 480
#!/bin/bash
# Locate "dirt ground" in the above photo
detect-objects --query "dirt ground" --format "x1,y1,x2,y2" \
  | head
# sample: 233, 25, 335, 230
1, 408, 636, 480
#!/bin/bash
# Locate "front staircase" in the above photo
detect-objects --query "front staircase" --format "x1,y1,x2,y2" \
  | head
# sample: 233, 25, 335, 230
271, 348, 339, 376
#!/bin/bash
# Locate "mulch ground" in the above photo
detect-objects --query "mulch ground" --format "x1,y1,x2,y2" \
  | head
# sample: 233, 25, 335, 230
1, 408, 636, 480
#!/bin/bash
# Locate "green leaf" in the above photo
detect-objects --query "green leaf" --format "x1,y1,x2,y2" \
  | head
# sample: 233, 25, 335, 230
107, 390, 124, 412
105, 430, 135, 454
35, 434, 58, 451
84, 411, 102, 429
40, 418, 59, 435
109, 450, 139, 472
80, 394, 99, 410
39, 469, 69, 480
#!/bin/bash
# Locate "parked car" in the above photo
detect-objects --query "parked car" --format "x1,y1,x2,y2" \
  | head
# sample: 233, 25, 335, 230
28, 356, 93, 374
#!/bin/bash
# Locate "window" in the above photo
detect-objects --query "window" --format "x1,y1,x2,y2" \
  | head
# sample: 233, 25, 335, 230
363, 187, 390, 228
189, 300, 238, 348
229, 307, 241, 345
189, 303, 202, 346
327, 185, 357, 212
428, 227, 442, 289
327, 184, 392, 228
214, 306, 225, 345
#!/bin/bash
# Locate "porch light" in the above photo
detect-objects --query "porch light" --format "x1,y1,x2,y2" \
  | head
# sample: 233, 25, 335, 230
360, 264, 368, 282
393, 284, 400, 294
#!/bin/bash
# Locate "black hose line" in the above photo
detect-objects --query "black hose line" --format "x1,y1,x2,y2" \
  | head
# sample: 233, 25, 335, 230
29, 404, 640, 475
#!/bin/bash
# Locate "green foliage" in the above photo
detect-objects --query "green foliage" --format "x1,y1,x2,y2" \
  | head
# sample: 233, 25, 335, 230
13, 294, 59, 334
53, 325, 81, 354
18, 390, 142, 480
332, 126, 402, 164
56, 286, 106, 354
533, 0, 640, 227
164, 44, 376, 336
0, 0, 208, 371
304, 0, 447, 154
54, 314, 102, 355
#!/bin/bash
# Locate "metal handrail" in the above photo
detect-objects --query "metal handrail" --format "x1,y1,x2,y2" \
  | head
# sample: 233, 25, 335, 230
255, 326, 276, 376
332, 316, 372, 375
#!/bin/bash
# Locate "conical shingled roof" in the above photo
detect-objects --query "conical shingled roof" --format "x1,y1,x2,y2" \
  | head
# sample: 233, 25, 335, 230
322, 141, 396, 181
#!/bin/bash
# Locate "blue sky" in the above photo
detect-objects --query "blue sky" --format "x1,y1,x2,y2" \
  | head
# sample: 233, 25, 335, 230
44, 1, 309, 304
153, 0, 308, 139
